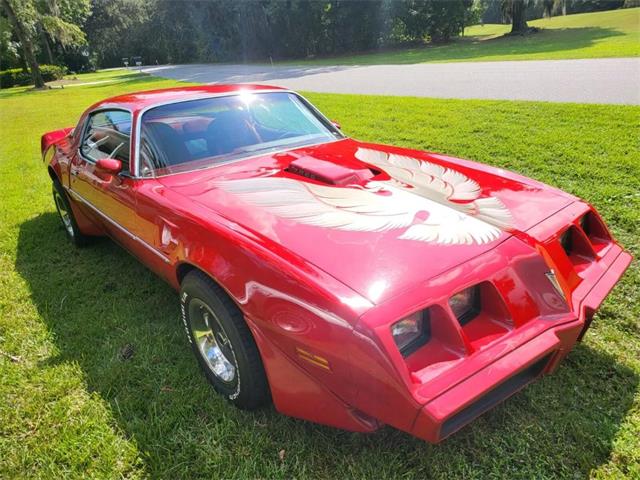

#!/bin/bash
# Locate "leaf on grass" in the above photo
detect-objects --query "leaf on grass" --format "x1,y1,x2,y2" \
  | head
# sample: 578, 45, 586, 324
119, 343, 135, 360
0, 350, 22, 363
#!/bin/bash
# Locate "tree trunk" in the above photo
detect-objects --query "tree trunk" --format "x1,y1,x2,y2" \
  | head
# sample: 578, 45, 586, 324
1, 0, 46, 88
510, 0, 528, 34
17, 49, 29, 73
39, 24, 54, 65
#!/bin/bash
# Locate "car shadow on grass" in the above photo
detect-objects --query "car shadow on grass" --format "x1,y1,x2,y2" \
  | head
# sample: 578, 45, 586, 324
16, 212, 638, 478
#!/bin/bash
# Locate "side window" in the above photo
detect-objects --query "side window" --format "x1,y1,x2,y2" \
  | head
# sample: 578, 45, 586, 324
81, 110, 132, 172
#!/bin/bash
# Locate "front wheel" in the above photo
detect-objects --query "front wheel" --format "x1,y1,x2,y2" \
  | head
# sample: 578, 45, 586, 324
52, 180, 90, 247
180, 270, 270, 409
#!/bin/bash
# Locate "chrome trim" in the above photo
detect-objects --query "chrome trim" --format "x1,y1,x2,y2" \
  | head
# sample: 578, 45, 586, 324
132, 89, 346, 178
545, 269, 565, 299
190, 299, 237, 383
65, 186, 170, 264
294, 91, 344, 135
53, 189, 74, 237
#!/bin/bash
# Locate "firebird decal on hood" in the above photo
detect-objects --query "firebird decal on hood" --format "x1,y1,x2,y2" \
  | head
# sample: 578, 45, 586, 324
213, 148, 513, 245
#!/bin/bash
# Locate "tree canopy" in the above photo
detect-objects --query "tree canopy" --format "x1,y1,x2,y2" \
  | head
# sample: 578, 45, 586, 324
84, 1, 481, 67
0, 0, 490, 74
0, 0, 632, 87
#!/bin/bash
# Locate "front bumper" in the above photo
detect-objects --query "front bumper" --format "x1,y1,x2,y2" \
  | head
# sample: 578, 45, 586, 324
411, 247, 631, 443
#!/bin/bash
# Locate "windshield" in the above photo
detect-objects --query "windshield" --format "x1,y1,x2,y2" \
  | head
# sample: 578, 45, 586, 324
138, 91, 343, 176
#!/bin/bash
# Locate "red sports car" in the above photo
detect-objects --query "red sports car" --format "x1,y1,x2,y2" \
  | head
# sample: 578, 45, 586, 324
41, 84, 631, 442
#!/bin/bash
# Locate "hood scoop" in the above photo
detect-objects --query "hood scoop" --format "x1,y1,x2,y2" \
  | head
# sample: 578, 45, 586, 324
286, 156, 377, 186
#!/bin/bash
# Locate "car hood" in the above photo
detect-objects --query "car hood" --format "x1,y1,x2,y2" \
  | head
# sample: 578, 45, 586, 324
158, 139, 574, 304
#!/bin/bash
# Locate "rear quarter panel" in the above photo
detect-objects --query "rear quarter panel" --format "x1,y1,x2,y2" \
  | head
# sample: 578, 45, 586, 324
42, 128, 74, 187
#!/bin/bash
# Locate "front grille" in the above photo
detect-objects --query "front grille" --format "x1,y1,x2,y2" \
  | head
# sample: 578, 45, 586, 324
440, 353, 552, 439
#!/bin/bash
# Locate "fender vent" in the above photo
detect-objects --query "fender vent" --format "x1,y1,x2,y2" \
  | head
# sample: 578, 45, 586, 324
286, 156, 378, 186
580, 211, 611, 255
560, 226, 596, 272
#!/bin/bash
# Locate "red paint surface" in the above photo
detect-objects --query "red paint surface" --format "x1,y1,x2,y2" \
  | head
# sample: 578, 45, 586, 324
42, 85, 632, 442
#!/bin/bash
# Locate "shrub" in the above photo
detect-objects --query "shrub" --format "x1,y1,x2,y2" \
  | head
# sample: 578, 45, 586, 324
0, 64, 67, 89
40, 64, 67, 82
0, 69, 31, 88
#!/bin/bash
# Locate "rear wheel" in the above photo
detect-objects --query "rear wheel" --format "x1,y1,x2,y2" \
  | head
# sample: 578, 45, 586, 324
180, 270, 270, 409
52, 180, 90, 247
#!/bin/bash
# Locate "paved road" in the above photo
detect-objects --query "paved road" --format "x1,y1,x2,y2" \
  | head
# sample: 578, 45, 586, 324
142, 58, 640, 105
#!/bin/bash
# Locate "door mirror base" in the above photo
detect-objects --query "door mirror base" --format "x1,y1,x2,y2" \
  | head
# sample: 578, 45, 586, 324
95, 158, 123, 175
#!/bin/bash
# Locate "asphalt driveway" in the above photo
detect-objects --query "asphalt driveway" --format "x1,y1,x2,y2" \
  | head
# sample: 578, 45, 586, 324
142, 58, 640, 105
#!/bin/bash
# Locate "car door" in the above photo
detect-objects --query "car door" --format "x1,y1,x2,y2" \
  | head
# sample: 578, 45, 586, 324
69, 108, 141, 250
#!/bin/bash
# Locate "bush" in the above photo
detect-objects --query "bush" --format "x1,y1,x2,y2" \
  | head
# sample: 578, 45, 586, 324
0, 64, 67, 89
393, 0, 471, 44
40, 64, 67, 82
0, 69, 30, 88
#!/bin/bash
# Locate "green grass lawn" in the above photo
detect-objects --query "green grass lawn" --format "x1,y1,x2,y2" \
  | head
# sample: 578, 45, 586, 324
0, 70, 639, 478
281, 8, 640, 65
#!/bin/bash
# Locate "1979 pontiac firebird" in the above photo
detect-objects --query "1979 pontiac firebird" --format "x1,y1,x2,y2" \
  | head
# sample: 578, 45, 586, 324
41, 85, 631, 442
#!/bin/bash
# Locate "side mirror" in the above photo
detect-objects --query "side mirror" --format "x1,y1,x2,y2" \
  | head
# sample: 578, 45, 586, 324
95, 158, 122, 175
331, 120, 341, 130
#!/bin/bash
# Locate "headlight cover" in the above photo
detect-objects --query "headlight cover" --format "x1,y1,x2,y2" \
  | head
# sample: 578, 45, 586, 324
391, 310, 430, 356
448, 285, 480, 326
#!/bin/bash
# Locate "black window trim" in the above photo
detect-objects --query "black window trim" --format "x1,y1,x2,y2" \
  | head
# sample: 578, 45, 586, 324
78, 106, 134, 175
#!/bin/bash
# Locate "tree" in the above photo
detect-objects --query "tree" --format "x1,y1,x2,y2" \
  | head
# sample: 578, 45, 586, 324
0, 0, 44, 87
542, 0, 568, 17
84, 0, 150, 67
37, 0, 89, 50
1, 0, 88, 86
502, 0, 530, 34
76, 0, 481, 68
0, 15, 19, 69
394, 0, 473, 43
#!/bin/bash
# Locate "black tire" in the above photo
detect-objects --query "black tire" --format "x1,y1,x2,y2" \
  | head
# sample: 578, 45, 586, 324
52, 180, 90, 247
180, 270, 270, 409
